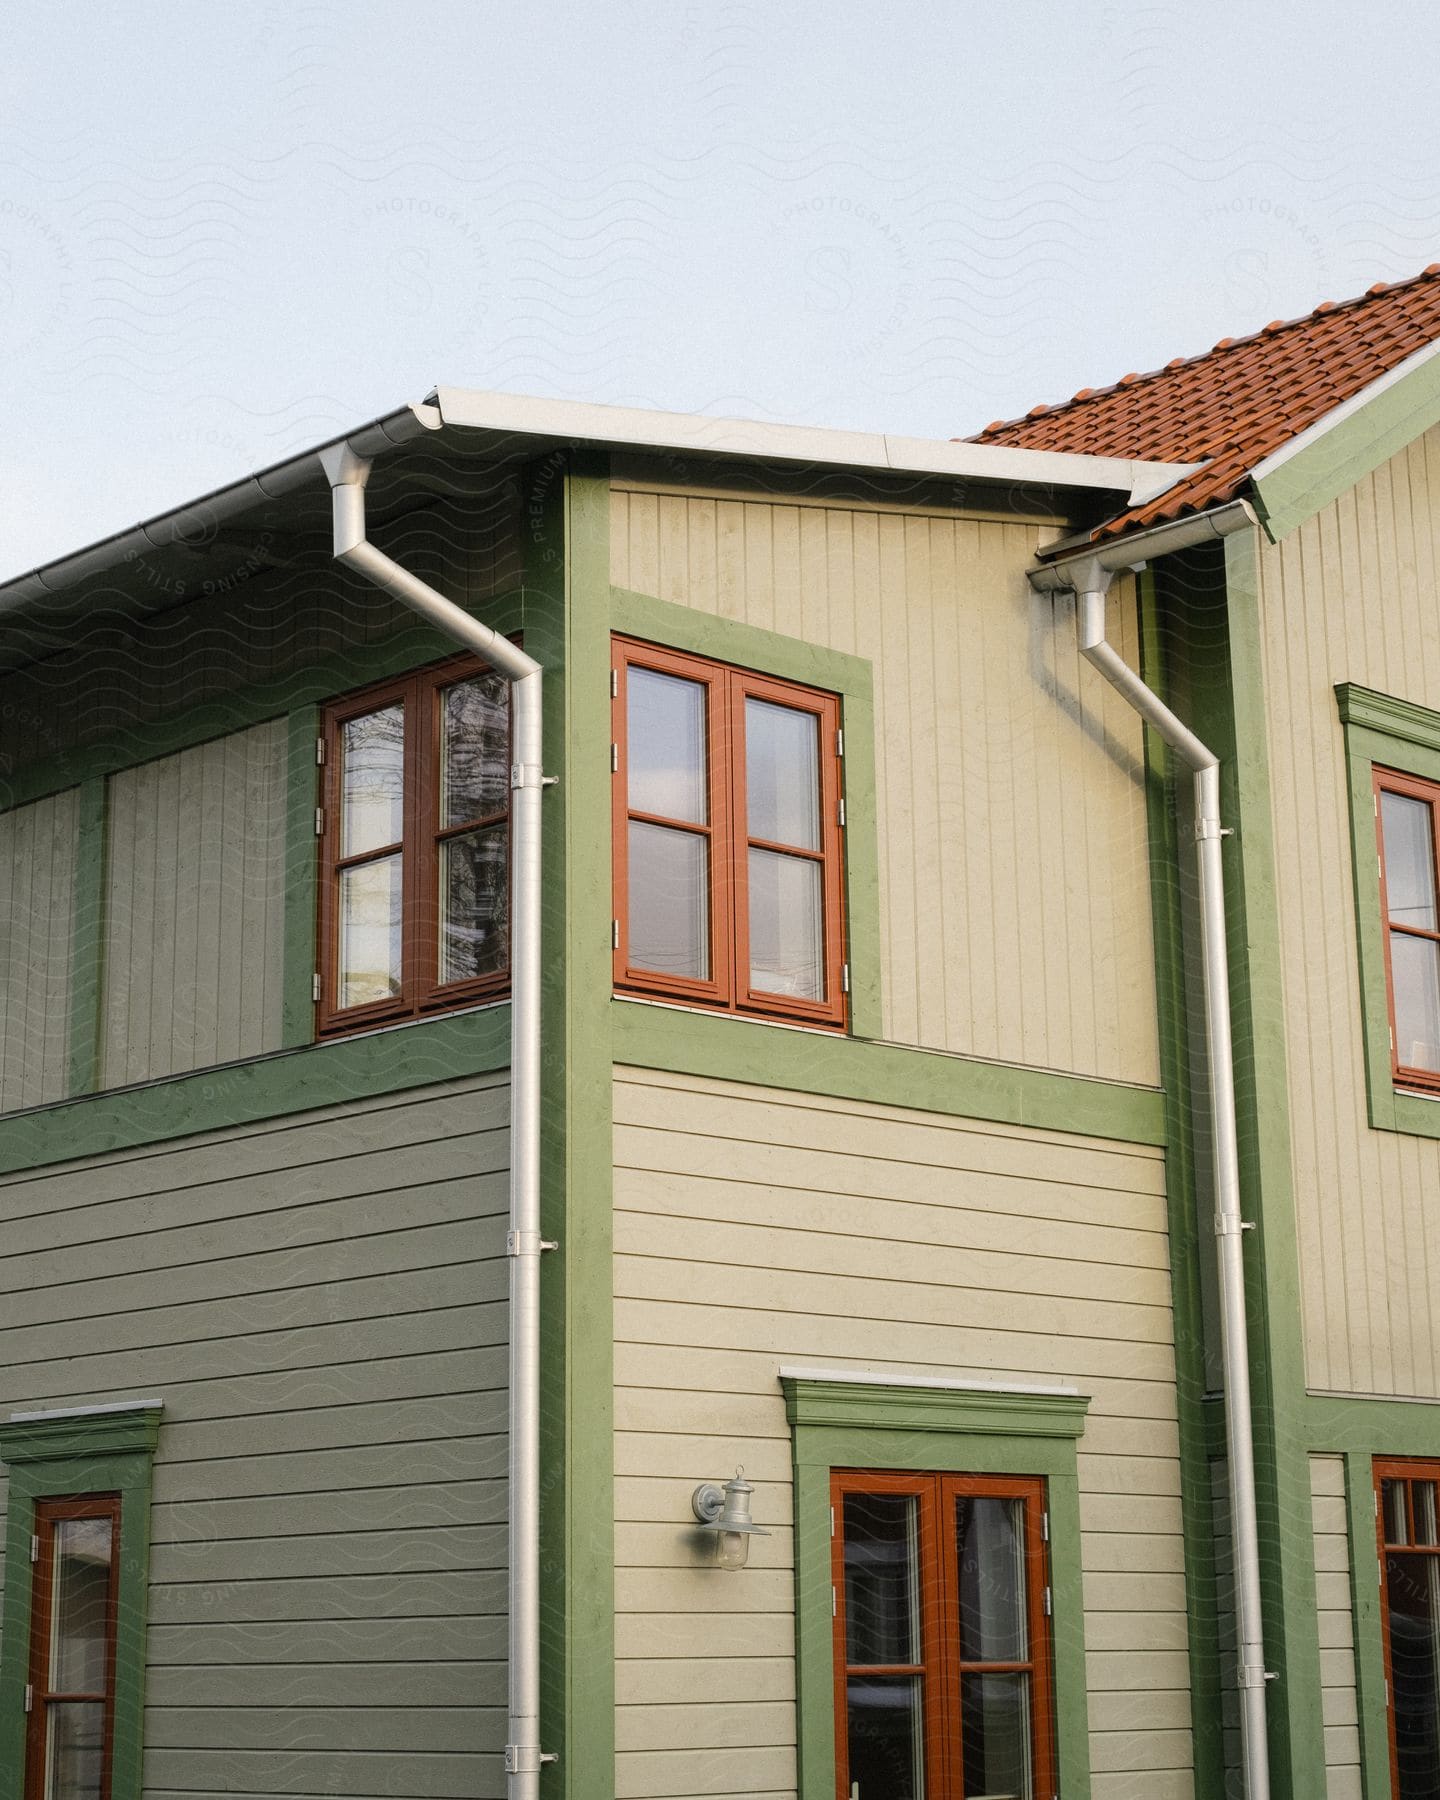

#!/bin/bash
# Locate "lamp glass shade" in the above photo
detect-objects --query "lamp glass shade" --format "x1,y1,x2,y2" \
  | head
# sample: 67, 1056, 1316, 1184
714, 1529, 749, 1572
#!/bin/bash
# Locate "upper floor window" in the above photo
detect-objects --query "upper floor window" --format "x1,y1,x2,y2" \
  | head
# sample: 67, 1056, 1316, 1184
610, 637, 847, 1028
318, 655, 510, 1035
1375, 768, 1440, 1089
26, 1495, 121, 1800
832, 1469, 1056, 1800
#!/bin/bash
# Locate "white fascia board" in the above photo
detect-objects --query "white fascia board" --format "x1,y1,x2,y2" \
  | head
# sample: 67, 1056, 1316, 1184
777, 1364, 1080, 1397
1250, 336, 1440, 483
433, 386, 1201, 506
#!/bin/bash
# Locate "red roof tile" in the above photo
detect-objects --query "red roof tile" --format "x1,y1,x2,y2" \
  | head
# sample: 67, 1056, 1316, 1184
968, 265, 1440, 540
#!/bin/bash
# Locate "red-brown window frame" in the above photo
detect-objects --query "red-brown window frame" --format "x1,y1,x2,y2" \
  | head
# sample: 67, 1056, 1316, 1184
317, 652, 512, 1037
25, 1494, 122, 1800
1374, 767, 1440, 1093
611, 637, 847, 1028
1374, 1455, 1440, 1800
830, 1468, 1056, 1800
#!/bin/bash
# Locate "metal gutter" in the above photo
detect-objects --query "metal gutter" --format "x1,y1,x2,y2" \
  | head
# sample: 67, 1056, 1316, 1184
1029, 498, 1275, 1800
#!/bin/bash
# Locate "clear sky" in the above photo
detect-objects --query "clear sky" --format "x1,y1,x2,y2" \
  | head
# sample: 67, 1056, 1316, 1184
3, 1, 1439, 577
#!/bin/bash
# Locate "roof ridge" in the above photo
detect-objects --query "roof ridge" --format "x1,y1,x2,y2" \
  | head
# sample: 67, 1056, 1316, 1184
971, 261, 1440, 439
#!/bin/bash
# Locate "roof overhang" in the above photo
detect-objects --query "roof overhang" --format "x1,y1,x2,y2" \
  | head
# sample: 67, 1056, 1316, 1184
0, 388, 1204, 656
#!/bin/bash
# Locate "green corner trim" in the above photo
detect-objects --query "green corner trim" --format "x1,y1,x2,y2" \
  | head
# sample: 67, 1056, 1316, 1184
1252, 346, 1440, 542
66, 776, 107, 1098
610, 586, 882, 1039
0, 1404, 162, 1800
784, 1374, 1091, 1800
1334, 685, 1440, 1138
0, 1004, 511, 1176
612, 998, 1166, 1144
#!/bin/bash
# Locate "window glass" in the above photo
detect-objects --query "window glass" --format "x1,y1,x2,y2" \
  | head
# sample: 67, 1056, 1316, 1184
628, 668, 707, 823
956, 1495, 1028, 1664
340, 704, 405, 856
747, 848, 823, 999
440, 825, 508, 984
45, 1702, 106, 1800
961, 1673, 1033, 1800
338, 856, 403, 1007
843, 1492, 919, 1665
1391, 933, 1440, 1074
628, 822, 709, 979
49, 1516, 113, 1695
1378, 1464, 1440, 1800
441, 675, 508, 826
846, 1675, 925, 1800
1383, 791, 1439, 930
745, 698, 819, 849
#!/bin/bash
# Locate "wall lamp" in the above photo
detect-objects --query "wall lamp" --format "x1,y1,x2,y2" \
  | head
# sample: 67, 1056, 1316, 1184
691, 1468, 770, 1571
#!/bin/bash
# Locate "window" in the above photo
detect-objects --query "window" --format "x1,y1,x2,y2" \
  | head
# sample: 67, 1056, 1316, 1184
318, 654, 511, 1034
832, 1469, 1055, 1800
611, 638, 846, 1027
26, 1497, 121, 1800
1376, 768, 1440, 1090
0, 1402, 161, 1800
1376, 1457, 1440, 1800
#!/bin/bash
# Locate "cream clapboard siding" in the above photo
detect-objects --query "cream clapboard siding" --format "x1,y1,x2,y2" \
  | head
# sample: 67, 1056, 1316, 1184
0, 1074, 510, 1799
1310, 1454, 1363, 1798
1256, 426, 1440, 1392
610, 484, 1160, 1086
613, 1066, 1192, 1800
101, 721, 287, 1088
0, 787, 78, 1111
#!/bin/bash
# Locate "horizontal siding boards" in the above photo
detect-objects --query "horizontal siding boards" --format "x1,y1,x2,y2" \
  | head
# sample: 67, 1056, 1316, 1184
0, 1074, 510, 1796
1310, 1455, 1362, 1794
611, 484, 1159, 1086
0, 786, 78, 1111
101, 721, 288, 1087
612, 1066, 1192, 1800
1258, 429, 1440, 1393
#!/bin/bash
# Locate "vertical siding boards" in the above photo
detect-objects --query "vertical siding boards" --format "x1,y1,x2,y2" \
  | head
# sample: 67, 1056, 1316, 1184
0, 787, 78, 1111
101, 721, 288, 1088
1309, 1455, 1363, 1798
1257, 428, 1440, 1394
610, 484, 1160, 1088
0, 1074, 510, 1799
612, 1066, 1192, 1800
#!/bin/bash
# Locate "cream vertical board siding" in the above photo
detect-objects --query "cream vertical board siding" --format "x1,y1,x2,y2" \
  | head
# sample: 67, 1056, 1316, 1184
1310, 1454, 1363, 1798
101, 720, 287, 1087
1256, 427, 1440, 1392
0, 787, 78, 1111
0, 1074, 510, 1798
611, 486, 1160, 1085
613, 1065, 1193, 1800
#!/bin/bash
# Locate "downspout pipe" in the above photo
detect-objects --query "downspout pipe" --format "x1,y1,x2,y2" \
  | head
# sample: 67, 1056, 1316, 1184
1030, 499, 1273, 1800
319, 444, 553, 1800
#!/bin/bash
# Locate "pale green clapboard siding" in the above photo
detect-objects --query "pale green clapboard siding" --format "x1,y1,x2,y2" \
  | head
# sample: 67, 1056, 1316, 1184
101, 720, 287, 1087
612, 1065, 1192, 1800
0, 787, 77, 1111
0, 1073, 511, 1800
1256, 426, 1440, 1393
1310, 1455, 1363, 1800
610, 484, 1160, 1087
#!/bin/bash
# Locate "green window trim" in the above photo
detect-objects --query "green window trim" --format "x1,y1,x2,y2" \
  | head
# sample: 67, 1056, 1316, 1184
0, 1402, 163, 1800
781, 1372, 1092, 1800
610, 586, 881, 1040
1335, 681, 1440, 1137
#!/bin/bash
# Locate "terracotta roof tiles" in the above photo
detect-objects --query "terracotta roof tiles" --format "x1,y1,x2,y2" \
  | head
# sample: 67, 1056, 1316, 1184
969, 265, 1440, 539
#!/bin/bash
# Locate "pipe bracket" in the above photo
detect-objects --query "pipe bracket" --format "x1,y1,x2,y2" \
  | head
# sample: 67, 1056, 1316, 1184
507, 1231, 559, 1257
511, 762, 557, 790
504, 1745, 558, 1774
1215, 1215, 1257, 1237
1194, 818, 1234, 841
1236, 1665, 1279, 1689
